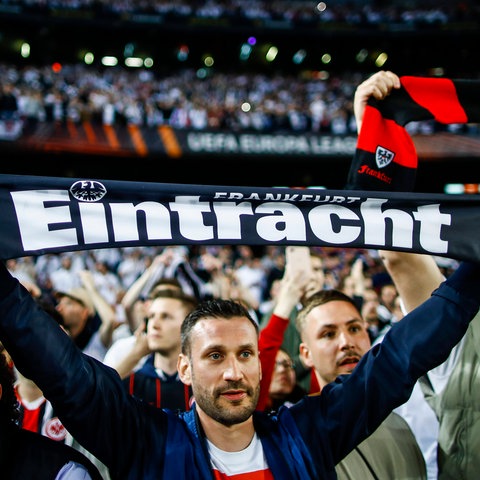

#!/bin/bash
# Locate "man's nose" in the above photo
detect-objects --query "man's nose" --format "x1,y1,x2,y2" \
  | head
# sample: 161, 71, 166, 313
338, 331, 354, 349
223, 358, 243, 381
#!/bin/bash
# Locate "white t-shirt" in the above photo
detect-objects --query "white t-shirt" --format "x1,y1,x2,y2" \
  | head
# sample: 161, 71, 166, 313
207, 433, 273, 479
82, 331, 108, 363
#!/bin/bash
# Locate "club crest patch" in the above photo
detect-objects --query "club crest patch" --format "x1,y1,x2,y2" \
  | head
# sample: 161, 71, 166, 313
375, 146, 395, 169
70, 180, 107, 202
45, 417, 67, 441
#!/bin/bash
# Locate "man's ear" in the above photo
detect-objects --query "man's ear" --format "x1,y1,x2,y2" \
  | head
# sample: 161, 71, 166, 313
177, 353, 192, 385
299, 342, 314, 368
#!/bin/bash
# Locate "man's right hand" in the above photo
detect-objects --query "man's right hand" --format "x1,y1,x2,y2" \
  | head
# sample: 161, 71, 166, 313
354, 70, 401, 133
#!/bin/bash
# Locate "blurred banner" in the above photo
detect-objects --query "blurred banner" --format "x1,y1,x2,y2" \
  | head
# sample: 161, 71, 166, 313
4, 119, 480, 161
0, 174, 479, 261
2, 120, 358, 158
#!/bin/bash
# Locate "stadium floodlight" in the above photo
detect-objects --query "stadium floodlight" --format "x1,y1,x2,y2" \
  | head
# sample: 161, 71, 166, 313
101, 56, 118, 67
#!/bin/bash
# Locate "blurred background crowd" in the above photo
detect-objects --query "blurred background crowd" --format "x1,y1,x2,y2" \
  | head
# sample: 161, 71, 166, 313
6, 244, 458, 343
1, 0, 479, 189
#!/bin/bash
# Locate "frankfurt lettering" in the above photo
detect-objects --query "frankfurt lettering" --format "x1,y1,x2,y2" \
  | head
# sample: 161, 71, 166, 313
213, 191, 362, 204
357, 164, 392, 184
10, 189, 451, 255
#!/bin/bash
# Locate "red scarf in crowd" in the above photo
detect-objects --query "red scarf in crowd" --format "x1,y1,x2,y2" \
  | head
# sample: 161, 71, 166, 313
346, 76, 480, 192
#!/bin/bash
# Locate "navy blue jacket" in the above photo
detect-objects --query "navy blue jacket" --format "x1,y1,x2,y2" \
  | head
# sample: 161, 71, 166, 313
1, 261, 479, 479
123, 353, 192, 411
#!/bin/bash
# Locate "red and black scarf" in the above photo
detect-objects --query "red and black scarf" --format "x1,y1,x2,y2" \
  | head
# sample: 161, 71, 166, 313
346, 76, 480, 192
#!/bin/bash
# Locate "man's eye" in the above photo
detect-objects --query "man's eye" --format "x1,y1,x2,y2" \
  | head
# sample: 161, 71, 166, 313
209, 353, 221, 360
240, 351, 252, 359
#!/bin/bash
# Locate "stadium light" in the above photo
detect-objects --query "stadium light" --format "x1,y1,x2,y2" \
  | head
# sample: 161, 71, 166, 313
101, 56, 118, 67
125, 57, 143, 67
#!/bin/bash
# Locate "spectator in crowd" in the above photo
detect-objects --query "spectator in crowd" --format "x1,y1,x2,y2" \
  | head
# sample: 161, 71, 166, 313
115, 247, 148, 291
54, 287, 97, 348
5, 257, 36, 285
258, 247, 425, 478
259, 278, 283, 318
0, 258, 479, 478
0, 63, 359, 135
49, 253, 84, 293
360, 287, 384, 342
0, 0, 471, 28
14, 361, 112, 480
378, 247, 480, 480
3, 57, 475, 142
296, 288, 426, 478
55, 269, 118, 362
114, 289, 197, 411
119, 252, 184, 336
374, 252, 444, 479
130, 246, 210, 301
376, 282, 399, 325
104, 247, 260, 378
90, 260, 123, 308
259, 247, 325, 392
337, 257, 368, 311
0, 345, 103, 480
78, 269, 120, 357
263, 349, 306, 413
0, 83, 19, 121
257, 253, 313, 413
233, 245, 267, 311
103, 252, 189, 373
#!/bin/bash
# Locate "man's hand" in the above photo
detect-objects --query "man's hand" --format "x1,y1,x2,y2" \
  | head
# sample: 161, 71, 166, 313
273, 268, 310, 319
354, 70, 401, 133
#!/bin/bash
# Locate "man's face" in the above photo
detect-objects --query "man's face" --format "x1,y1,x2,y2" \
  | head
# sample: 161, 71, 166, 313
178, 316, 261, 427
380, 284, 398, 308
55, 296, 89, 334
361, 289, 380, 324
299, 300, 371, 389
269, 350, 296, 399
146, 298, 189, 355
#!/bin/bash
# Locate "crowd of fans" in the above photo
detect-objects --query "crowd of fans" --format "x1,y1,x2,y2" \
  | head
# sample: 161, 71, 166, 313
0, 63, 362, 133
0, 241, 466, 480
1, 0, 479, 28
5, 244, 458, 343
1, 2, 479, 137
2, 63, 479, 135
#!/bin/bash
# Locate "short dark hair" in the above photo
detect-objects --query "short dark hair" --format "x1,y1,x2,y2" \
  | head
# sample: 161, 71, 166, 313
0, 352, 20, 425
148, 289, 198, 312
296, 289, 361, 336
181, 299, 259, 356
148, 278, 183, 299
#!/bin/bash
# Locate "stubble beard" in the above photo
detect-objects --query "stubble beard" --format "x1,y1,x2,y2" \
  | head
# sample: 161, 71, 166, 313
192, 375, 260, 427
